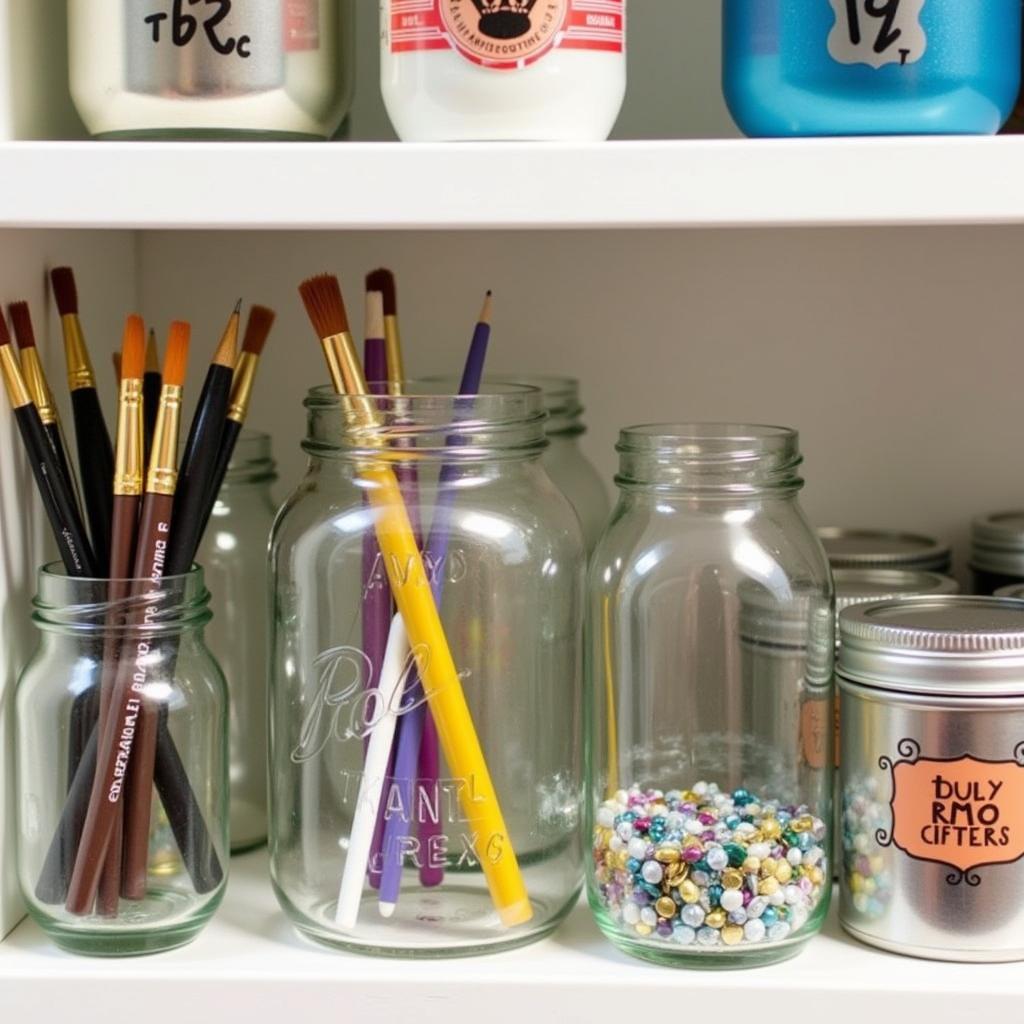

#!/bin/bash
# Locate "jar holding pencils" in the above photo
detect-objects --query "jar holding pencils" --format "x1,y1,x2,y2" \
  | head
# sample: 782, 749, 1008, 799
586, 425, 834, 968
15, 565, 228, 956
269, 383, 585, 956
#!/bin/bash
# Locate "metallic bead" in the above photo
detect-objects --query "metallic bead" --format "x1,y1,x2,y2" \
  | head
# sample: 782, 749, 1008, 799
679, 880, 701, 904
760, 858, 778, 877
761, 818, 782, 840
656, 896, 677, 919
705, 909, 727, 929
721, 869, 743, 890
655, 846, 682, 864
634, 923, 654, 937
743, 857, 761, 873
792, 815, 814, 833
775, 861, 793, 884
721, 924, 744, 946
615, 851, 630, 870
758, 877, 780, 896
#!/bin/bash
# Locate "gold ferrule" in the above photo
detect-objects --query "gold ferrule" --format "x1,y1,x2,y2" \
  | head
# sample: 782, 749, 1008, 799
114, 378, 144, 496
62, 314, 96, 391
384, 316, 404, 397
0, 345, 31, 409
20, 347, 58, 425
146, 384, 183, 496
321, 333, 379, 433
227, 351, 258, 424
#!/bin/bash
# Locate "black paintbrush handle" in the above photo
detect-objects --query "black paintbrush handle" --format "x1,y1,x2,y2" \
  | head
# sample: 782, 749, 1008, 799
195, 418, 242, 551
43, 422, 80, 513
70, 387, 114, 572
143, 371, 161, 468
14, 405, 96, 577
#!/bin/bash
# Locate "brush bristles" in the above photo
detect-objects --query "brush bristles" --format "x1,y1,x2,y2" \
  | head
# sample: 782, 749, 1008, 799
365, 268, 397, 317
242, 305, 276, 356
8, 302, 36, 349
0, 313, 12, 348
299, 274, 349, 340
145, 330, 160, 375
50, 267, 79, 317
121, 316, 146, 380
162, 322, 191, 388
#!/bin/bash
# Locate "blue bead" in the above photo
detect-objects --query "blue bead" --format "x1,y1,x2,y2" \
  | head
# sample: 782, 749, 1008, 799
695, 859, 711, 874
708, 885, 724, 905
725, 814, 741, 829
798, 833, 814, 851
762, 908, 778, 927
642, 882, 662, 899
733, 789, 753, 805
627, 858, 641, 873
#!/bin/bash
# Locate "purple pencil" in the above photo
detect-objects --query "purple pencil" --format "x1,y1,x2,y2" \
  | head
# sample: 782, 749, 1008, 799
378, 292, 492, 916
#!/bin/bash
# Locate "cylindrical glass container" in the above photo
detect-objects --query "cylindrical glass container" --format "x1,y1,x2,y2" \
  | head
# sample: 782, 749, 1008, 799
380, 0, 627, 141
196, 432, 277, 852
269, 384, 585, 956
971, 511, 1024, 594
15, 566, 228, 956
838, 596, 1024, 962
819, 527, 952, 574
68, 0, 355, 140
723, 0, 1021, 137
587, 424, 834, 968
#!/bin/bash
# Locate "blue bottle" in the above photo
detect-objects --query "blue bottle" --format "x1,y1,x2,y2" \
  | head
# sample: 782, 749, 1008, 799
723, 0, 1022, 136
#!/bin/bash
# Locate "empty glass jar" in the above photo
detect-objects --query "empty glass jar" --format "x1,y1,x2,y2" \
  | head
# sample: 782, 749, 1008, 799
197, 432, 277, 852
15, 566, 228, 956
587, 424, 834, 968
269, 384, 585, 957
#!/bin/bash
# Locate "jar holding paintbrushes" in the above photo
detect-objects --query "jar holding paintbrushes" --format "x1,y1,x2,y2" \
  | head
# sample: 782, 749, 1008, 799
269, 382, 585, 956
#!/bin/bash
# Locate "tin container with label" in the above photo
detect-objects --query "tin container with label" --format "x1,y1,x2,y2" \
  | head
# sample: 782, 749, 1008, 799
971, 512, 1024, 594
819, 527, 952, 574
838, 596, 1024, 962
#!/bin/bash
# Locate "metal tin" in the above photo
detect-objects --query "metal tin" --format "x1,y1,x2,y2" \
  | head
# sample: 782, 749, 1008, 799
835, 569, 960, 621
819, 527, 952, 573
971, 511, 1024, 591
838, 596, 1024, 962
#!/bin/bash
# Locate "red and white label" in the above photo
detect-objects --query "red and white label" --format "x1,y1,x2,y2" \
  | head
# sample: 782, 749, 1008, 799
286, 0, 321, 52
389, 0, 624, 70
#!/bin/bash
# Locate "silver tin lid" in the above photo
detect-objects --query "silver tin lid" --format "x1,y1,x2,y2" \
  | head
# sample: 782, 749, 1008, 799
970, 511, 1024, 576
819, 527, 952, 572
834, 569, 960, 616
838, 596, 1024, 696
996, 583, 1024, 600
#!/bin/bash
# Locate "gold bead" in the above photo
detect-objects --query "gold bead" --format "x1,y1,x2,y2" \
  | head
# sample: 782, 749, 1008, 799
722, 924, 744, 946
775, 861, 793, 884
743, 857, 761, 873
762, 818, 782, 840
758, 877, 780, 896
679, 880, 700, 904
666, 862, 689, 886
810, 867, 824, 886
705, 909, 727, 929
615, 851, 630, 870
681, 790, 698, 803
634, 923, 653, 937
604, 852, 616, 869
721, 869, 743, 890
792, 815, 814, 833
760, 859, 778, 877
655, 846, 682, 864
656, 897, 677, 919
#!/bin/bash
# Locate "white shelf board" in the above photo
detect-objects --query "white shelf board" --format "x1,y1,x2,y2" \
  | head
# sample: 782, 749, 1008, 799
4, 137, 1024, 230
1, 849, 1022, 1022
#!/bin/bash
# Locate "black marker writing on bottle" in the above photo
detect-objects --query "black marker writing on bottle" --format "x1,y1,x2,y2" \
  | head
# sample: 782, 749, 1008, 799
144, 0, 252, 59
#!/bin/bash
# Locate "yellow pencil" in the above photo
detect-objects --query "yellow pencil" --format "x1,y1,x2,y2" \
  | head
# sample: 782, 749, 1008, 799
299, 274, 532, 928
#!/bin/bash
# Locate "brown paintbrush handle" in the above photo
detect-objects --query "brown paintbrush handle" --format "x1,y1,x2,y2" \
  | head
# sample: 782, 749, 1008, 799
65, 493, 174, 915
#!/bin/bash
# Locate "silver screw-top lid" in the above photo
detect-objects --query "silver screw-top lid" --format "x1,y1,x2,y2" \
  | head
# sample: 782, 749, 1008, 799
838, 596, 1024, 696
970, 511, 1024, 577
996, 583, 1024, 600
834, 569, 960, 618
819, 527, 952, 573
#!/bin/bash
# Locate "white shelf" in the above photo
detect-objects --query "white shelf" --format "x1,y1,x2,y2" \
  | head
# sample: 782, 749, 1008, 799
5, 137, 1024, 230
1, 850, 1022, 1022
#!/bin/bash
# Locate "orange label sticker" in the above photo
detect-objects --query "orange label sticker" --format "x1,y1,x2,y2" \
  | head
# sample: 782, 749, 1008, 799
800, 697, 829, 771
880, 739, 1024, 884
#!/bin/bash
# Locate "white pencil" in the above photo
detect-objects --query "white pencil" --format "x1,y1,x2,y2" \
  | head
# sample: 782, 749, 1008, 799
335, 612, 410, 929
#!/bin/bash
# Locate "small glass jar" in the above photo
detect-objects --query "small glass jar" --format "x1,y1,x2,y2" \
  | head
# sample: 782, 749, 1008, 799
269, 384, 585, 956
69, 0, 356, 140
723, 0, 1021, 137
196, 432, 277, 852
819, 527, 952, 574
587, 424, 834, 968
15, 566, 228, 956
971, 511, 1024, 594
380, 0, 626, 141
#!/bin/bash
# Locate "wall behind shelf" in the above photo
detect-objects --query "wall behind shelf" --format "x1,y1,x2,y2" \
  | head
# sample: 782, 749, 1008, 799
138, 224, 1024, 580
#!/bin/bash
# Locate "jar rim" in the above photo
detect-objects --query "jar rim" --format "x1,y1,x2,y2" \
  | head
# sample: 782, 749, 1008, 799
304, 380, 543, 408
619, 423, 797, 447
39, 561, 204, 587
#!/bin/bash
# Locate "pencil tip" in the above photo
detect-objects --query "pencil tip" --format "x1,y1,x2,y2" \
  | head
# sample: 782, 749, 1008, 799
234, 298, 243, 315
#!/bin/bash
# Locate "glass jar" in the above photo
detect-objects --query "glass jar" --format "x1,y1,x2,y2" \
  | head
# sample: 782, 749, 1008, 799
380, 0, 627, 141
971, 511, 1024, 594
269, 384, 585, 956
68, 0, 356, 140
15, 566, 228, 956
723, 0, 1021, 137
586, 424, 834, 968
819, 527, 952, 574
196, 432, 277, 852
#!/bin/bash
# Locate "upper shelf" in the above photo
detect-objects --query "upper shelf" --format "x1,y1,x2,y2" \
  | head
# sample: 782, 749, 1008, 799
5, 137, 1024, 230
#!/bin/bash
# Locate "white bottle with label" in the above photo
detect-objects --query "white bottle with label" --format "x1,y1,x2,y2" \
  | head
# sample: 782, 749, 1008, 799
381, 0, 627, 141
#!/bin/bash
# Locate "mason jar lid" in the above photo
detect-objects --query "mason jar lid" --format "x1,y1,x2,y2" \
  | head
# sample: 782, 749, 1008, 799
970, 511, 1024, 577
819, 527, 952, 572
838, 596, 1024, 696
737, 583, 833, 682
834, 569, 960, 617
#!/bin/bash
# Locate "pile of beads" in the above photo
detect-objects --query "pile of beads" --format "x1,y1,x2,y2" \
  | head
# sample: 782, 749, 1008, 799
592, 782, 828, 948
841, 776, 892, 921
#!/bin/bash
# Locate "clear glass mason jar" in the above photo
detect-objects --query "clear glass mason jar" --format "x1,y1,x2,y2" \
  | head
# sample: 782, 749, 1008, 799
197, 432, 277, 852
16, 566, 228, 956
269, 384, 585, 957
586, 424, 834, 968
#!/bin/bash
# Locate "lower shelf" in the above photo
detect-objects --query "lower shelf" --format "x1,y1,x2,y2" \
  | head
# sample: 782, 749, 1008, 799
1, 849, 1021, 1021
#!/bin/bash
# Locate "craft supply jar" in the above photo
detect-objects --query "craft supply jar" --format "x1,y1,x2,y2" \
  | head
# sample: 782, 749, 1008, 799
971, 512, 1024, 594
15, 566, 228, 956
723, 0, 1021, 137
68, 0, 356, 140
380, 0, 627, 141
587, 424, 834, 968
196, 432, 277, 852
269, 384, 585, 957
819, 527, 952, 574
838, 596, 1024, 962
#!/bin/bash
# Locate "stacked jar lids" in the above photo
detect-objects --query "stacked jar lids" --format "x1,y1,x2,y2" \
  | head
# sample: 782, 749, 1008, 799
819, 527, 952, 573
970, 511, 1024, 577
834, 568, 960, 626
